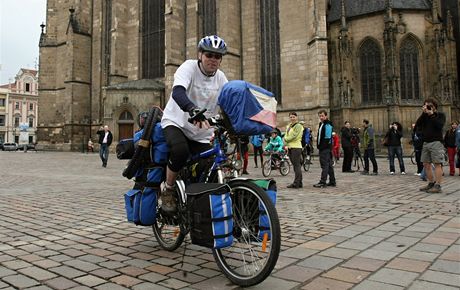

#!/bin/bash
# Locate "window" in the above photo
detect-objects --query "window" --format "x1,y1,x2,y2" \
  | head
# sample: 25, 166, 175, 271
29, 117, 34, 127
26, 83, 30, 92
0, 98, 5, 107
29, 103, 34, 111
360, 39, 382, 103
142, 0, 165, 79
400, 38, 420, 100
119, 111, 133, 120
15, 102, 20, 110
29, 136, 34, 144
15, 136, 19, 143
260, 0, 282, 103
0, 115, 5, 126
14, 116, 20, 127
200, 0, 216, 36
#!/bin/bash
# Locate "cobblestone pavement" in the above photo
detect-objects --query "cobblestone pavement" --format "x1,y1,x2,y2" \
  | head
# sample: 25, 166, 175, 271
0, 151, 459, 290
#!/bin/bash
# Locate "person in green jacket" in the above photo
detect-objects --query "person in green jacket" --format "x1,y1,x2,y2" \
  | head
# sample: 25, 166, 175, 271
361, 119, 378, 175
284, 112, 304, 188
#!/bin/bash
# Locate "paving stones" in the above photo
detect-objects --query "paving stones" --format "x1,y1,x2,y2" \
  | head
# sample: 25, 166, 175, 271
0, 153, 459, 289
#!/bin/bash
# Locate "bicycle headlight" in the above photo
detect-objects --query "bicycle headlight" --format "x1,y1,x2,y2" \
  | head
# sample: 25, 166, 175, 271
232, 159, 242, 170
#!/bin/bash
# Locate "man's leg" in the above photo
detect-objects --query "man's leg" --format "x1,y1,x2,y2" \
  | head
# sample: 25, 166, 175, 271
363, 149, 370, 173
291, 148, 302, 186
434, 163, 443, 184
370, 149, 378, 173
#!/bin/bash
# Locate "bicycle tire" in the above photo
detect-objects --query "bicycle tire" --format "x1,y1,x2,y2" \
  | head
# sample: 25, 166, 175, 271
303, 157, 311, 172
262, 159, 272, 177
410, 151, 416, 165
213, 180, 281, 287
280, 160, 290, 176
152, 185, 185, 251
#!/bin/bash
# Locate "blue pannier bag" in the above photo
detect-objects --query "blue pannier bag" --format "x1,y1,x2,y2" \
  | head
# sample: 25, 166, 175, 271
251, 179, 276, 240
124, 185, 158, 226
218, 80, 277, 135
186, 183, 233, 249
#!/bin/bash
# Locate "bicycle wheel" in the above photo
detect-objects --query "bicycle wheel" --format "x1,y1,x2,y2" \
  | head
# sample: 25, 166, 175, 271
410, 151, 416, 165
303, 156, 311, 172
152, 185, 185, 251
262, 159, 272, 177
279, 160, 290, 176
213, 180, 281, 287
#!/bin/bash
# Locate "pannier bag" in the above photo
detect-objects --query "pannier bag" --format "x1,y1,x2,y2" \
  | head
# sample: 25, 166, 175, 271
116, 138, 135, 159
251, 179, 277, 240
124, 187, 157, 226
186, 183, 233, 249
218, 80, 277, 135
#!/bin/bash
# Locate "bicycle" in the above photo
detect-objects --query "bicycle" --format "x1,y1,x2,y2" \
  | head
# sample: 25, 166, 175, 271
300, 145, 312, 172
352, 146, 364, 171
261, 151, 290, 177
152, 113, 281, 287
410, 150, 416, 165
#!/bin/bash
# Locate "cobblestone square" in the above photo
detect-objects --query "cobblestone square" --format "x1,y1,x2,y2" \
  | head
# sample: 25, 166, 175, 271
0, 151, 458, 289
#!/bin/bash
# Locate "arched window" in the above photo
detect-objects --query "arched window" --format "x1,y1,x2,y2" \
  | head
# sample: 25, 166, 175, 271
360, 39, 382, 103
200, 0, 216, 36
400, 38, 420, 100
119, 111, 133, 121
142, 0, 165, 79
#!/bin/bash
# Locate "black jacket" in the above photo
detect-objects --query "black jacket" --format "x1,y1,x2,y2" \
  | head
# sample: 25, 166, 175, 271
385, 128, 403, 146
444, 129, 457, 148
340, 127, 353, 148
414, 112, 446, 143
97, 130, 113, 146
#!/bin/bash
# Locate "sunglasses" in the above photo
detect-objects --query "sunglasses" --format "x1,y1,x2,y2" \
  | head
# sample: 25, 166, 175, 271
204, 52, 222, 60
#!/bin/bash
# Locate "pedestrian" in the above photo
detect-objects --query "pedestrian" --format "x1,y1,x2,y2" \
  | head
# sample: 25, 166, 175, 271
250, 134, 265, 168
416, 98, 446, 193
301, 125, 313, 161
313, 110, 336, 188
411, 123, 424, 175
96, 125, 113, 167
361, 119, 378, 175
384, 121, 406, 175
456, 122, 460, 175
341, 121, 354, 172
284, 112, 304, 188
87, 139, 94, 153
444, 121, 458, 176
332, 132, 340, 163
238, 135, 250, 174
160, 35, 228, 213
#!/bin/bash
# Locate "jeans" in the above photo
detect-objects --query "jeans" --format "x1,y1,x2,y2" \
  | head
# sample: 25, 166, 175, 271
319, 148, 335, 183
415, 149, 423, 173
99, 143, 109, 166
388, 145, 405, 173
363, 148, 378, 173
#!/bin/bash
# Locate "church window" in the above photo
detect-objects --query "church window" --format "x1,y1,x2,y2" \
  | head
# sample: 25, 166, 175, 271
200, 0, 216, 36
119, 111, 133, 120
400, 38, 420, 100
142, 0, 165, 79
260, 0, 282, 104
360, 39, 382, 103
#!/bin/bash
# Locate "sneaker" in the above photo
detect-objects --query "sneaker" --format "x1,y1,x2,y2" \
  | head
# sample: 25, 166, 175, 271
426, 184, 442, 193
313, 182, 326, 188
414, 173, 421, 176
242, 170, 249, 175
287, 183, 302, 188
161, 182, 177, 214
419, 182, 435, 192
401, 172, 406, 175
390, 172, 395, 175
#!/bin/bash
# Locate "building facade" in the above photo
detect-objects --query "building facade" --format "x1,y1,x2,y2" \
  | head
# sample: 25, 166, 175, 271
38, 0, 459, 151
0, 69, 39, 144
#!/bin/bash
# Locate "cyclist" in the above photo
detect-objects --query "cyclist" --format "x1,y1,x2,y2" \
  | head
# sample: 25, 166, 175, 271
264, 130, 285, 165
160, 35, 228, 213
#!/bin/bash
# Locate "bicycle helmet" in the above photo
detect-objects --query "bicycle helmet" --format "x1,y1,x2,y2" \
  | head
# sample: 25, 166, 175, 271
197, 35, 227, 55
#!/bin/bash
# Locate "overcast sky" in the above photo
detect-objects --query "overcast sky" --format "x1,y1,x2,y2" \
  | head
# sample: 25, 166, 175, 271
0, 0, 47, 84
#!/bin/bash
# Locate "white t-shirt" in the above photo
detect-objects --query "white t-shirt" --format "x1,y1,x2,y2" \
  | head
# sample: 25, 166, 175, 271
161, 59, 228, 143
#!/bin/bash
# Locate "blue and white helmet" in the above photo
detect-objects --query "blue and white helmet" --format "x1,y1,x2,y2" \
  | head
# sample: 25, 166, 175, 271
197, 35, 227, 55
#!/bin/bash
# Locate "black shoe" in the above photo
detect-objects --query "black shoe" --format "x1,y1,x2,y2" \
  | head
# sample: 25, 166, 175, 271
361, 171, 369, 175
313, 182, 326, 188
371, 172, 378, 175
102, 163, 107, 168
343, 170, 355, 173
326, 182, 336, 187
287, 183, 299, 188
242, 170, 249, 175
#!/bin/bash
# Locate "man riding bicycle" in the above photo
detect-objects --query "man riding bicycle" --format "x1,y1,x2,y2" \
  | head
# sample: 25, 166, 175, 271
160, 35, 228, 214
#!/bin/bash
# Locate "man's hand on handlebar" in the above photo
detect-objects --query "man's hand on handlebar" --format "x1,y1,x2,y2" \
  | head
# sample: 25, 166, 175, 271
188, 107, 210, 129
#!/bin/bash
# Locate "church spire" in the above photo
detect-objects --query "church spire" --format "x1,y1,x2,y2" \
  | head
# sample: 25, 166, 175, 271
340, 0, 347, 30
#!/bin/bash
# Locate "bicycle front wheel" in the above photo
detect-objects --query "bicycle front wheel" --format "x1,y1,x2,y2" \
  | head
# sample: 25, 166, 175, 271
303, 156, 311, 171
213, 180, 281, 287
411, 151, 416, 165
279, 160, 290, 176
262, 159, 272, 177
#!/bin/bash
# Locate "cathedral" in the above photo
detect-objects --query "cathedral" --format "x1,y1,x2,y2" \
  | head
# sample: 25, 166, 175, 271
38, 0, 459, 151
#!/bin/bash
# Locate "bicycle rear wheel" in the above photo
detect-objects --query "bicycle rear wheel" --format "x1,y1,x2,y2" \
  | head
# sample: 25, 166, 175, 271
152, 185, 185, 251
262, 159, 272, 177
213, 180, 281, 287
279, 160, 290, 176
410, 151, 416, 165
303, 156, 311, 171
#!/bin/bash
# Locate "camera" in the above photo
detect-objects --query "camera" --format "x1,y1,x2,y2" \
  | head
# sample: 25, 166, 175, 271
426, 105, 432, 111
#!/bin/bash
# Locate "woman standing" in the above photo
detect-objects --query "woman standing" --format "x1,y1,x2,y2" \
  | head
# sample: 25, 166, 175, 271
444, 121, 458, 176
384, 122, 406, 175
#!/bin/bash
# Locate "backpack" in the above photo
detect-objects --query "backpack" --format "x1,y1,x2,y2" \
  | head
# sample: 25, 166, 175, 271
302, 128, 311, 145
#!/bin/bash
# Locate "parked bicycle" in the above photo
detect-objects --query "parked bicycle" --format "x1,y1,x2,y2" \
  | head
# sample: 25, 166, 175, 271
262, 150, 290, 177
300, 145, 312, 172
153, 113, 281, 287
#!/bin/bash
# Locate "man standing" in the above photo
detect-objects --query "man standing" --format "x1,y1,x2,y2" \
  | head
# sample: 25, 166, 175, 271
314, 110, 336, 188
341, 121, 354, 172
416, 99, 446, 193
284, 112, 304, 188
361, 119, 378, 175
97, 125, 113, 167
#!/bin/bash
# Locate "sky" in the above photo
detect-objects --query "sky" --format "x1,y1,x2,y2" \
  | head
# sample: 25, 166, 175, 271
0, 0, 47, 84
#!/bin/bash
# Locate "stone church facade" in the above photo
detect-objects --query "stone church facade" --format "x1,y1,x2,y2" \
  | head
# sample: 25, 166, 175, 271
38, 0, 459, 151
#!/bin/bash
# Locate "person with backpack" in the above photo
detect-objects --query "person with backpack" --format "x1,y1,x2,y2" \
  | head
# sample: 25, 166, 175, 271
250, 134, 265, 168
160, 35, 229, 214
